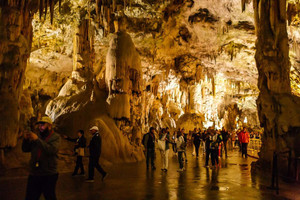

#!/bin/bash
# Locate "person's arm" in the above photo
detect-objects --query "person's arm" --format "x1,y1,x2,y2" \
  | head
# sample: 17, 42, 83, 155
65, 136, 77, 142
36, 134, 60, 156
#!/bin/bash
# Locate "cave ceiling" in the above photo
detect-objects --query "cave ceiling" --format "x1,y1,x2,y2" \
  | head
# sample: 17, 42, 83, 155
26, 0, 300, 131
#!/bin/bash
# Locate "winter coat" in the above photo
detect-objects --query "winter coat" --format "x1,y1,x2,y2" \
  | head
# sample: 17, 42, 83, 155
22, 131, 60, 176
241, 131, 250, 143
89, 132, 102, 158
142, 132, 155, 149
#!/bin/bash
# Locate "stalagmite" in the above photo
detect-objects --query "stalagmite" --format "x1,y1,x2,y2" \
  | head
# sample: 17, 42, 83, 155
105, 18, 142, 120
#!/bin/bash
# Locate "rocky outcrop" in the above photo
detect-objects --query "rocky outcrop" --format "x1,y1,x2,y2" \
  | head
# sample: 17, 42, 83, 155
0, 1, 33, 150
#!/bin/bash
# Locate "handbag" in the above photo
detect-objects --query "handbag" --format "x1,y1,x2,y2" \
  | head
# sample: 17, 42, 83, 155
157, 134, 167, 151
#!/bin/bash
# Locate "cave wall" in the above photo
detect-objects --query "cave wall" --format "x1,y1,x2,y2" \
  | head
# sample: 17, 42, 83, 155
254, 0, 300, 166
0, 1, 33, 149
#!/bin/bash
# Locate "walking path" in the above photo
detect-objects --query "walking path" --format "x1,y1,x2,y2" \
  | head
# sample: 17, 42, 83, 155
1, 149, 299, 200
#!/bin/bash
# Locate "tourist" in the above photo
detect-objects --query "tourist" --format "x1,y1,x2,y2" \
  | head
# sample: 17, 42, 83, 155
171, 131, 177, 156
63, 130, 86, 176
221, 127, 229, 158
205, 128, 212, 167
238, 129, 242, 152
191, 130, 196, 156
181, 128, 188, 163
22, 116, 60, 200
86, 126, 108, 182
158, 128, 170, 172
230, 131, 236, 149
208, 129, 222, 167
176, 131, 186, 172
192, 128, 201, 159
142, 127, 156, 170
240, 127, 250, 158
202, 130, 207, 155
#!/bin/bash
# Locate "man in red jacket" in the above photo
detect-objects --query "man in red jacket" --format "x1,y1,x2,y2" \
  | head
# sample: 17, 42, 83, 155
240, 127, 250, 158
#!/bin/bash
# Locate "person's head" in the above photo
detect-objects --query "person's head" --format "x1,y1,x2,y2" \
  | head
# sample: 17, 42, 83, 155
37, 116, 53, 135
177, 131, 182, 137
161, 128, 166, 134
150, 127, 155, 134
194, 128, 197, 132
222, 127, 225, 131
89, 126, 99, 135
77, 130, 84, 137
166, 127, 169, 132
243, 127, 246, 132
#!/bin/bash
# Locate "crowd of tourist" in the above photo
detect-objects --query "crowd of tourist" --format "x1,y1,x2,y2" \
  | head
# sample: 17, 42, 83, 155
21, 115, 260, 199
142, 126, 259, 172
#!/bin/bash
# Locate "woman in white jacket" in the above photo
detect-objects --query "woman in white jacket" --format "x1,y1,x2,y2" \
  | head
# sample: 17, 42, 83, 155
158, 128, 170, 172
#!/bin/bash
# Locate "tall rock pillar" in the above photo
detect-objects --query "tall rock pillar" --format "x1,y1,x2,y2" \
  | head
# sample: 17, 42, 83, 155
254, 0, 300, 164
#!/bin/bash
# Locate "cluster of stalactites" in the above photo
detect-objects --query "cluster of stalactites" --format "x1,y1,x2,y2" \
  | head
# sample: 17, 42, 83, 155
37, 0, 62, 24
94, 0, 133, 34
241, 0, 251, 12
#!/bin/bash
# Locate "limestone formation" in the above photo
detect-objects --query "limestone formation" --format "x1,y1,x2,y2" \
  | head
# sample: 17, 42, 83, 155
0, 1, 33, 149
253, 0, 300, 166
0, 0, 300, 174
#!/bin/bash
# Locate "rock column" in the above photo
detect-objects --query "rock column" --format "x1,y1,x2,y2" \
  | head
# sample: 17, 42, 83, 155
254, 0, 300, 163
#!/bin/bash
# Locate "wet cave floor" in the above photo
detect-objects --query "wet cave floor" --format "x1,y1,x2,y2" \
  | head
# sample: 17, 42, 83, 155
1, 148, 300, 200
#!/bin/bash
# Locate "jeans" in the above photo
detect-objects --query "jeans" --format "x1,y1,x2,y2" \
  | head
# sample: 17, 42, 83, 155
223, 141, 228, 157
205, 148, 211, 166
73, 156, 84, 174
146, 148, 155, 168
88, 156, 106, 179
211, 149, 219, 165
242, 143, 248, 158
178, 151, 184, 169
25, 174, 58, 200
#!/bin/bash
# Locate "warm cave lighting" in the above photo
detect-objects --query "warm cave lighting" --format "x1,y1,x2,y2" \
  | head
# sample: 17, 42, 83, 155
1, 0, 300, 199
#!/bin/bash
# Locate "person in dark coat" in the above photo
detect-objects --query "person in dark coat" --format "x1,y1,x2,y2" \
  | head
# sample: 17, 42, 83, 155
142, 127, 156, 170
221, 127, 229, 158
22, 116, 60, 200
192, 128, 201, 158
86, 126, 108, 182
64, 130, 86, 176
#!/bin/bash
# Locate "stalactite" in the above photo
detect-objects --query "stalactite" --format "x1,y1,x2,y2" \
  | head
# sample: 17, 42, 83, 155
94, 0, 134, 34
59, 0, 61, 12
39, 0, 44, 20
44, 0, 48, 19
242, 0, 246, 12
50, 0, 54, 24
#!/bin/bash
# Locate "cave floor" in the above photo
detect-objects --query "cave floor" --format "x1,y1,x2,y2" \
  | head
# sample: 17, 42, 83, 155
1, 149, 300, 200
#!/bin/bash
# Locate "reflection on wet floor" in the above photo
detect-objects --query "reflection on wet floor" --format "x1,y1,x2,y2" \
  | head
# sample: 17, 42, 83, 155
1, 149, 299, 200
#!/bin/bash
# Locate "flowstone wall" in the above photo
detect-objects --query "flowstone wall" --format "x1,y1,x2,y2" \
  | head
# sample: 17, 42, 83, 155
253, 0, 300, 170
